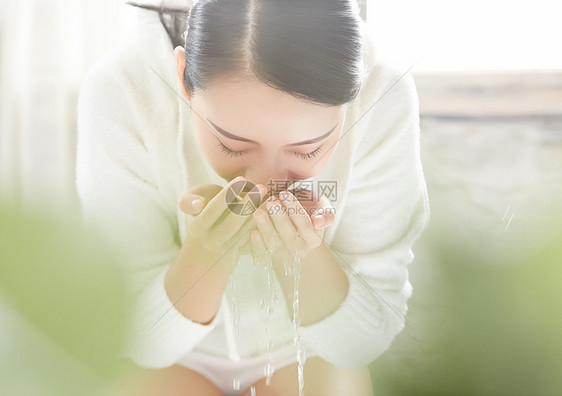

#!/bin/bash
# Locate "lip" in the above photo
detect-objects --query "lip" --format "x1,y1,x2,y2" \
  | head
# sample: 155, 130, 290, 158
226, 178, 299, 193
267, 181, 300, 198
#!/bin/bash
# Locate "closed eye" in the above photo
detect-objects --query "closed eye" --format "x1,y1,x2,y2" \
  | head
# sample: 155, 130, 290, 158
216, 142, 322, 160
217, 142, 246, 158
293, 147, 322, 159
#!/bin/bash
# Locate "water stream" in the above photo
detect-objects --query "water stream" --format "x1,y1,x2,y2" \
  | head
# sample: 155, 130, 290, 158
230, 243, 306, 395
291, 250, 306, 396
230, 246, 241, 391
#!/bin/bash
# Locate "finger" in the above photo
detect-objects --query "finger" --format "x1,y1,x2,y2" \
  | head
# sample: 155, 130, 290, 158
179, 184, 223, 214
253, 208, 282, 253
221, 225, 254, 254
308, 194, 335, 229
250, 228, 266, 258
198, 177, 248, 226
209, 183, 267, 245
267, 196, 300, 253
312, 211, 335, 229
311, 214, 326, 229
279, 191, 319, 243
219, 183, 268, 232
238, 239, 252, 257
220, 214, 259, 249
179, 194, 205, 215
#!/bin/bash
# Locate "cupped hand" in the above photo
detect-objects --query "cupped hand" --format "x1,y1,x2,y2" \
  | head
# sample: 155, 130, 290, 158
178, 177, 268, 261
246, 188, 336, 262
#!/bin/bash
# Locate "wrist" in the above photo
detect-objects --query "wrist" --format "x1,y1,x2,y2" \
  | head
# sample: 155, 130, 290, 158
184, 234, 238, 269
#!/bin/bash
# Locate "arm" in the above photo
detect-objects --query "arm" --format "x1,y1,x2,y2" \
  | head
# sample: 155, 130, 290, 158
272, 242, 349, 327
165, 232, 236, 326
76, 55, 226, 369
293, 68, 430, 369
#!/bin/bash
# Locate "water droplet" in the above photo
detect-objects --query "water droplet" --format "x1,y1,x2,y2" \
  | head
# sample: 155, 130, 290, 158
297, 348, 307, 365
230, 278, 240, 342
232, 377, 240, 391
298, 364, 305, 395
252, 243, 305, 394
505, 212, 515, 230
264, 362, 275, 386
282, 255, 292, 276
290, 251, 306, 396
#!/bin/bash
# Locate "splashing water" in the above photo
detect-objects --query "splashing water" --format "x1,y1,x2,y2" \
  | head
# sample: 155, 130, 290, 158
230, 276, 241, 337
248, 238, 307, 395
282, 254, 293, 276
230, 247, 241, 391
259, 248, 277, 386
291, 248, 306, 396
232, 377, 240, 391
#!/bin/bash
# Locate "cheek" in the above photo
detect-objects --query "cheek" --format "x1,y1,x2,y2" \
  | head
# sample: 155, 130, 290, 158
290, 141, 340, 180
193, 126, 245, 176
194, 130, 218, 162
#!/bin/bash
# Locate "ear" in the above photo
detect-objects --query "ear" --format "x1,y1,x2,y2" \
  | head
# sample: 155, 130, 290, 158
174, 46, 191, 102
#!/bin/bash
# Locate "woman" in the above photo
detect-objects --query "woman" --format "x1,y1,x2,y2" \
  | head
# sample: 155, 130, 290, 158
76, 0, 430, 395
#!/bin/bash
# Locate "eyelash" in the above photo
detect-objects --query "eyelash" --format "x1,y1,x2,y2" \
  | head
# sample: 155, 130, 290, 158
216, 142, 323, 160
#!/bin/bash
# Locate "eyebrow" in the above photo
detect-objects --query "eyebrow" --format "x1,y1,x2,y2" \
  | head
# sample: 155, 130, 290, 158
207, 119, 338, 147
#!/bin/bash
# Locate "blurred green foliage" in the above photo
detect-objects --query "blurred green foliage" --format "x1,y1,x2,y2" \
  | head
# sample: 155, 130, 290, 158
370, 208, 562, 395
0, 199, 129, 395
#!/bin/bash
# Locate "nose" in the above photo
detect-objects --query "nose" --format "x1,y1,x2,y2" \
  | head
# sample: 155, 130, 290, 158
244, 163, 291, 197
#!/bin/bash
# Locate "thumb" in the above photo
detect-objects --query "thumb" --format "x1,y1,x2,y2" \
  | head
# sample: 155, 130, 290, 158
179, 195, 205, 215
179, 183, 222, 215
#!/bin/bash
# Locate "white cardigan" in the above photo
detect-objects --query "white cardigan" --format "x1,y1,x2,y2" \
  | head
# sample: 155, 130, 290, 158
76, 6, 430, 370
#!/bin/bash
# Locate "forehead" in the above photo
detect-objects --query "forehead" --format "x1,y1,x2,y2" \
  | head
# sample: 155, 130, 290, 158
192, 75, 346, 133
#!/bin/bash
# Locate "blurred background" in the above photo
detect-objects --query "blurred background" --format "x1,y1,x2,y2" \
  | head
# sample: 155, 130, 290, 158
1, 0, 561, 394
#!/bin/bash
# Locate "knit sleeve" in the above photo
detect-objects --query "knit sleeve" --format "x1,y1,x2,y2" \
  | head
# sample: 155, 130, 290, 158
75, 54, 224, 369
298, 67, 430, 369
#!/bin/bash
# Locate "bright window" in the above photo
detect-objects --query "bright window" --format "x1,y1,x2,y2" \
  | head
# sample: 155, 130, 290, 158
366, 0, 562, 72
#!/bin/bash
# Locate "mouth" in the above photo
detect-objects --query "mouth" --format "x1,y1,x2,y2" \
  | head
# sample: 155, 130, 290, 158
267, 181, 301, 199
227, 177, 299, 198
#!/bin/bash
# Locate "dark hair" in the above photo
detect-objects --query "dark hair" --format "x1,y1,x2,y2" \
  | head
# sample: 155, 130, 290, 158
182, 0, 366, 106
126, 1, 190, 48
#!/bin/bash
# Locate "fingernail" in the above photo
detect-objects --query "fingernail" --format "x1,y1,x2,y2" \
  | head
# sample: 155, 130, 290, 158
192, 198, 204, 212
312, 214, 325, 229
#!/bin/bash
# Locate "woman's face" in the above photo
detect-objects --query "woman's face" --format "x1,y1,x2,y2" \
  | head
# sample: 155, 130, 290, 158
175, 47, 347, 195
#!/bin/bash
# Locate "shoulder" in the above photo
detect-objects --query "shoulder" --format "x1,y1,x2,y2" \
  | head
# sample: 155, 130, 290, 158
81, 7, 175, 86
356, 21, 418, 118
77, 13, 180, 143
79, 34, 177, 110
335, 23, 421, 172
342, 22, 419, 148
